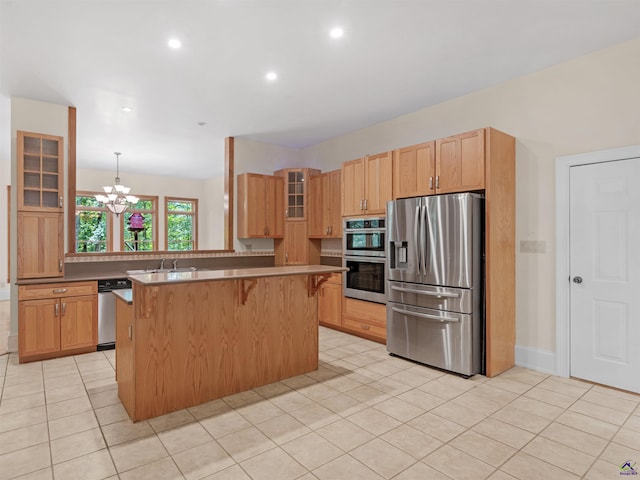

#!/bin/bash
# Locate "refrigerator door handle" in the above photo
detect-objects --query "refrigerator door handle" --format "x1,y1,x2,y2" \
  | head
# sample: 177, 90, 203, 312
420, 204, 428, 275
391, 307, 459, 323
414, 204, 421, 275
390, 286, 460, 298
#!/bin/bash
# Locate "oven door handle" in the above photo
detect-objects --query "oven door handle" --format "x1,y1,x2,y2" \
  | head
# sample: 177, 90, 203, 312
390, 286, 459, 298
391, 307, 459, 323
344, 256, 386, 263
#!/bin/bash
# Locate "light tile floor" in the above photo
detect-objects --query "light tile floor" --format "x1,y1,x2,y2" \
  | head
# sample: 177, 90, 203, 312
0, 326, 639, 480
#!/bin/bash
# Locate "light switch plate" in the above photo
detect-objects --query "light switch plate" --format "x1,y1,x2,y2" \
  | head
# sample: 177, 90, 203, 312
520, 240, 546, 254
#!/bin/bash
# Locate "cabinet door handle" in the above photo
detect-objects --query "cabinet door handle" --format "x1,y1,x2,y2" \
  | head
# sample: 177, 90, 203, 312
61, 302, 66, 316
59, 260, 63, 272
360, 323, 370, 331
128, 324, 133, 340
329, 225, 332, 235
285, 209, 288, 218
436, 176, 440, 189
54, 303, 59, 317
285, 253, 289, 262
359, 199, 363, 211
59, 196, 63, 208
364, 199, 368, 211
52, 288, 68, 294
429, 177, 433, 190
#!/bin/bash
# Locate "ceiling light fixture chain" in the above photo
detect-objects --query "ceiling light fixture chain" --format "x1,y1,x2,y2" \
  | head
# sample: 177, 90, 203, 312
95, 151, 139, 216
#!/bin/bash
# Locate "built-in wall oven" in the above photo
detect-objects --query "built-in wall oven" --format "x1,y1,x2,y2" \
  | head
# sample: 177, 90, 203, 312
343, 218, 386, 304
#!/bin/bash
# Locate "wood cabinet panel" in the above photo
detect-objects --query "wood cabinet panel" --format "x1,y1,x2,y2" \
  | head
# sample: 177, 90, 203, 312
309, 169, 342, 238
393, 142, 435, 199
60, 295, 97, 350
237, 173, 284, 238
116, 296, 135, 418
129, 275, 318, 421
18, 298, 60, 357
18, 281, 98, 362
308, 174, 324, 237
318, 274, 342, 328
342, 298, 386, 342
341, 159, 365, 216
342, 153, 392, 216
17, 211, 64, 279
436, 129, 485, 193
363, 152, 393, 214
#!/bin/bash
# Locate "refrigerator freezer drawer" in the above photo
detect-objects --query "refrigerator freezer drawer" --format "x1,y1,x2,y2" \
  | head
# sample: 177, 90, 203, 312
386, 302, 482, 376
387, 281, 473, 313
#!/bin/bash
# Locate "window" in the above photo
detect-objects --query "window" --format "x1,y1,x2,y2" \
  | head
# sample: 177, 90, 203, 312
75, 192, 112, 252
165, 197, 198, 251
120, 196, 158, 251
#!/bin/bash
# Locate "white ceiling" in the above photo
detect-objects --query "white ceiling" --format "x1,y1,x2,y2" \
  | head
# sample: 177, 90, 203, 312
2, 0, 639, 179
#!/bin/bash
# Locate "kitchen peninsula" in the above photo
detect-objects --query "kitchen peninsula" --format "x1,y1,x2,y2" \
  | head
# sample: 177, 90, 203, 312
115, 265, 346, 422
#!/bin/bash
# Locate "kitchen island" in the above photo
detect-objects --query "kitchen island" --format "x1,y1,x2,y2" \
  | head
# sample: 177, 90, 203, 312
115, 265, 346, 421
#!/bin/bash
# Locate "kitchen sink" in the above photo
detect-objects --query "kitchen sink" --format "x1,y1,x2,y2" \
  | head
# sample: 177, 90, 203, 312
127, 267, 199, 275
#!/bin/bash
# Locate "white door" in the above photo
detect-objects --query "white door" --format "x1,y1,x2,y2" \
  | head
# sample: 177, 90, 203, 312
570, 158, 640, 393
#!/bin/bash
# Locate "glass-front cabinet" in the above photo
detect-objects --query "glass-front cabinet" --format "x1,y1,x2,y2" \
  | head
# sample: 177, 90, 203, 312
17, 131, 64, 211
274, 168, 320, 221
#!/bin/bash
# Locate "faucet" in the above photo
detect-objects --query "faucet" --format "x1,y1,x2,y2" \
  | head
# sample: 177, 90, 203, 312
159, 259, 165, 270
172, 260, 178, 270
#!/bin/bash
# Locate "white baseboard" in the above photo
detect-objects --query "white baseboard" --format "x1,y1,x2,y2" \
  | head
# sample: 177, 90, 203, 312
515, 345, 557, 376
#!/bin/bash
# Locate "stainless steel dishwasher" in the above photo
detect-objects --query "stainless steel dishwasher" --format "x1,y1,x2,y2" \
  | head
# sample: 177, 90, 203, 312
97, 278, 132, 350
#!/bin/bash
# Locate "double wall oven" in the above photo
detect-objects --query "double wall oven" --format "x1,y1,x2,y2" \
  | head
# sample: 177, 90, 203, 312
343, 218, 386, 304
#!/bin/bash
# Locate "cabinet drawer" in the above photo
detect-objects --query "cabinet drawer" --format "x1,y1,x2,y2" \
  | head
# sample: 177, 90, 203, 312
19, 281, 97, 300
342, 315, 386, 339
343, 298, 386, 327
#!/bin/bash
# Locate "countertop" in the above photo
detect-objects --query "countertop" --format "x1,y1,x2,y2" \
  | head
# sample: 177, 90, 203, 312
128, 265, 347, 286
113, 289, 132, 305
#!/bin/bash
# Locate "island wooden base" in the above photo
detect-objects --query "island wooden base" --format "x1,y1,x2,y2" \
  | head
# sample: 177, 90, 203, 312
116, 274, 319, 421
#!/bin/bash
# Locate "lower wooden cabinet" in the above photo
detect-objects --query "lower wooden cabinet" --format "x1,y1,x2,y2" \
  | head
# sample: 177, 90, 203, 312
318, 273, 342, 328
18, 281, 98, 362
342, 297, 386, 343
319, 278, 387, 343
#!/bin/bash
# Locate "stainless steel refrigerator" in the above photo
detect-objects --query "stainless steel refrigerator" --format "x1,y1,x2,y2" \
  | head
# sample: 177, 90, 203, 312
386, 193, 484, 376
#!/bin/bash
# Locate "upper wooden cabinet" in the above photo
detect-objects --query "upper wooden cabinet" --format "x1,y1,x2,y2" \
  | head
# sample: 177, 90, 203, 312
274, 168, 320, 221
435, 128, 485, 194
17, 131, 64, 211
309, 169, 342, 238
237, 173, 285, 238
392, 142, 436, 199
17, 211, 64, 279
342, 152, 392, 216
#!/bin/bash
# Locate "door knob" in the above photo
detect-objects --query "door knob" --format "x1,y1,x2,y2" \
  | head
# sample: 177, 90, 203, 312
572, 276, 583, 284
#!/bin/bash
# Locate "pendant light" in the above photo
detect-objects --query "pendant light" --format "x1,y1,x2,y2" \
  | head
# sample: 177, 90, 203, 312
95, 152, 139, 215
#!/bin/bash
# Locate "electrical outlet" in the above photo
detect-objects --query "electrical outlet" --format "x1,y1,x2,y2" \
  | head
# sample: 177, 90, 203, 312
520, 240, 546, 254
245, 243, 252, 251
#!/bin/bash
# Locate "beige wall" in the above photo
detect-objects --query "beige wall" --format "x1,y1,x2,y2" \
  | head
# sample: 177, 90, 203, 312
300, 37, 640, 355
0, 94, 10, 297
77, 168, 224, 251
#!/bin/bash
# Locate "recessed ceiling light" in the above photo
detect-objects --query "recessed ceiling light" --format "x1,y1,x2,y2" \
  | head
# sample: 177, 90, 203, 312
168, 38, 181, 49
197, 121, 207, 127
265, 71, 278, 81
121, 106, 133, 113
330, 27, 344, 39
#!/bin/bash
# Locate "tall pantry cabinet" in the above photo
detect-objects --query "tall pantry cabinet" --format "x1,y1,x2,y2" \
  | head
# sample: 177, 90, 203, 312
16, 131, 65, 279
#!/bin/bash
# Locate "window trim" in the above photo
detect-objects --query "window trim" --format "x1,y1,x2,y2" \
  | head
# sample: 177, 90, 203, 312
165, 196, 198, 251
75, 190, 113, 252
119, 195, 158, 252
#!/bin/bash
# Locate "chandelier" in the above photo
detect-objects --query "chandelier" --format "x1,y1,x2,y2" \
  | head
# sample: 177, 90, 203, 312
95, 152, 138, 215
